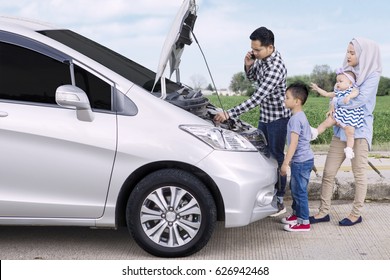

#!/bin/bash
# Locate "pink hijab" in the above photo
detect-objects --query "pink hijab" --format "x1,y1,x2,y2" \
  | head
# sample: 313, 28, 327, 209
343, 37, 382, 86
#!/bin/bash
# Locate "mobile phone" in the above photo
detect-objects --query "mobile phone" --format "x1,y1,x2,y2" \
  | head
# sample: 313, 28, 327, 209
250, 53, 256, 60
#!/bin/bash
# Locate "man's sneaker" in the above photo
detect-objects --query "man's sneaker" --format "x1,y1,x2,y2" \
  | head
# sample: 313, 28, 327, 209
284, 223, 310, 232
344, 147, 355, 159
281, 214, 297, 225
270, 202, 286, 217
310, 126, 318, 141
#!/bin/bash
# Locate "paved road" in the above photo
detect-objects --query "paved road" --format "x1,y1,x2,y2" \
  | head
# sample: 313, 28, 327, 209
1, 200, 389, 260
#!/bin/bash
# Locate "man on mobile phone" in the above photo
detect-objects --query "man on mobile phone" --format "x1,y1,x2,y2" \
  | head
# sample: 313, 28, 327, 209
214, 26, 290, 217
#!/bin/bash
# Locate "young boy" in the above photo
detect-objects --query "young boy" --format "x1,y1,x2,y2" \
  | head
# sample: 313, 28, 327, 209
280, 82, 314, 232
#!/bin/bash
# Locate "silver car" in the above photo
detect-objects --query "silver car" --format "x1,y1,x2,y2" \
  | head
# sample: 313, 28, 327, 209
0, 0, 277, 258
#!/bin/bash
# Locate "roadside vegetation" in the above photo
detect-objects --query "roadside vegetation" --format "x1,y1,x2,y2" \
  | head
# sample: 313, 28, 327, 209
205, 64, 390, 151
208, 95, 390, 151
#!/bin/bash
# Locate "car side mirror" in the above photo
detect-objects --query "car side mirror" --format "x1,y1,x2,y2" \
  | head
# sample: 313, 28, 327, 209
56, 85, 94, 122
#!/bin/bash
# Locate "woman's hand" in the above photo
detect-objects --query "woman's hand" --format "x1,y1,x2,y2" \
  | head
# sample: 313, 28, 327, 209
343, 95, 351, 104
326, 103, 335, 117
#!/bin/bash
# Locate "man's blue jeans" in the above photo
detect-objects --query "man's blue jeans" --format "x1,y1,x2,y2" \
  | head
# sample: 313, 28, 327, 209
258, 117, 289, 198
290, 158, 314, 224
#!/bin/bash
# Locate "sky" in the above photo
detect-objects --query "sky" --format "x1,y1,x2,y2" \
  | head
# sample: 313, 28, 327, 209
1, 0, 389, 89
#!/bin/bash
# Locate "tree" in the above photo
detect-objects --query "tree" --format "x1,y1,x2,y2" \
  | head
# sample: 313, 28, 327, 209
287, 75, 311, 87
206, 83, 214, 91
377, 76, 390, 96
310, 65, 335, 94
229, 72, 255, 96
190, 74, 207, 90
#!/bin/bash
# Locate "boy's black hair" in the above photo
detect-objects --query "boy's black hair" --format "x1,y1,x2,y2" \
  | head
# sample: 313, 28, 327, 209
286, 82, 309, 105
249, 27, 274, 47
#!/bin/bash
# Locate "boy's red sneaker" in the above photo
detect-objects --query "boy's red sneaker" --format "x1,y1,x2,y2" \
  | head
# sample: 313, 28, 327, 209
284, 223, 310, 232
281, 214, 297, 225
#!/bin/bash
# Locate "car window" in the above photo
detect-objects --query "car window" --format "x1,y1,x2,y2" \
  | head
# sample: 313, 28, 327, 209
0, 41, 112, 110
39, 29, 181, 93
0, 41, 70, 104
74, 64, 112, 111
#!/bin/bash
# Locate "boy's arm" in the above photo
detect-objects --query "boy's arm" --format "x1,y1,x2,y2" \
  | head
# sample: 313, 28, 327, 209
310, 83, 335, 98
280, 132, 299, 176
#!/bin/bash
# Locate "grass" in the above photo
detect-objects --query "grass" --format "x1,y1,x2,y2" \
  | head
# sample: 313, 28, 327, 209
208, 95, 390, 150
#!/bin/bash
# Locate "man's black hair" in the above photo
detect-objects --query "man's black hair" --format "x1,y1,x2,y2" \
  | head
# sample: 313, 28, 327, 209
250, 27, 274, 47
286, 82, 309, 105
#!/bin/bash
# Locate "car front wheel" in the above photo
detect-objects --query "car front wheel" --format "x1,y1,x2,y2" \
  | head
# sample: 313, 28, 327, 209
126, 169, 217, 257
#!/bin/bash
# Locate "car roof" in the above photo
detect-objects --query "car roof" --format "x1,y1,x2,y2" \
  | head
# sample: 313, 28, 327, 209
0, 16, 57, 31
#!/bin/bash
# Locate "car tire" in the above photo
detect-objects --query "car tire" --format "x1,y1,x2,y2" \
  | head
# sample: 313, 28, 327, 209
126, 168, 217, 258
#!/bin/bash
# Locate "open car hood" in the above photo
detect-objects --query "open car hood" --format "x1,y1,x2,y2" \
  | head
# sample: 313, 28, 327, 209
154, 0, 197, 89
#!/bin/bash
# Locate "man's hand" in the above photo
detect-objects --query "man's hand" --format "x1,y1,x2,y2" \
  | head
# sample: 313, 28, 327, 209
213, 111, 230, 123
244, 51, 255, 71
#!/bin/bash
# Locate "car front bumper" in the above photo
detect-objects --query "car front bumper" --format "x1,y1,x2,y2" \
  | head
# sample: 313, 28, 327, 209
196, 150, 278, 228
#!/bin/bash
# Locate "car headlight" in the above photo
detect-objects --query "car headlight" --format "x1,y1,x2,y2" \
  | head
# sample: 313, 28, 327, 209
240, 127, 271, 157
180, 125, 257, 152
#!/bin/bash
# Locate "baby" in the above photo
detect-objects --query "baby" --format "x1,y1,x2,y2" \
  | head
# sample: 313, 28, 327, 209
310, 68, 363, 159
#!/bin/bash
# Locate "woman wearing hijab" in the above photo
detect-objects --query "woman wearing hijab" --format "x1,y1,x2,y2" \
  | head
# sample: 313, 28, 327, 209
309, 37, 382, 226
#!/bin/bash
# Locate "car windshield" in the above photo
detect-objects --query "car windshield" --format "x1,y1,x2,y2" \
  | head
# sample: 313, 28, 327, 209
38, 29, 181, 93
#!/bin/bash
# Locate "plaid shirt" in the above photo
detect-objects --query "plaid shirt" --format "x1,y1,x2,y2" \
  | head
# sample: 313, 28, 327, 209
228, 50, 291, 123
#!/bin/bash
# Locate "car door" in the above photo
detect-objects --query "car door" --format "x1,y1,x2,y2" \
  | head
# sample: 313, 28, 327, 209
0, 39, 117, 219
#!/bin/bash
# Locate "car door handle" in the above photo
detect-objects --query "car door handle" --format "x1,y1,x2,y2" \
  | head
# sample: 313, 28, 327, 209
0, 111, 9, 117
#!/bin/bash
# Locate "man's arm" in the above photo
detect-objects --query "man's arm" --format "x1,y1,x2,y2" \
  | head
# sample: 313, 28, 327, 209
228, 65, 284, 118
